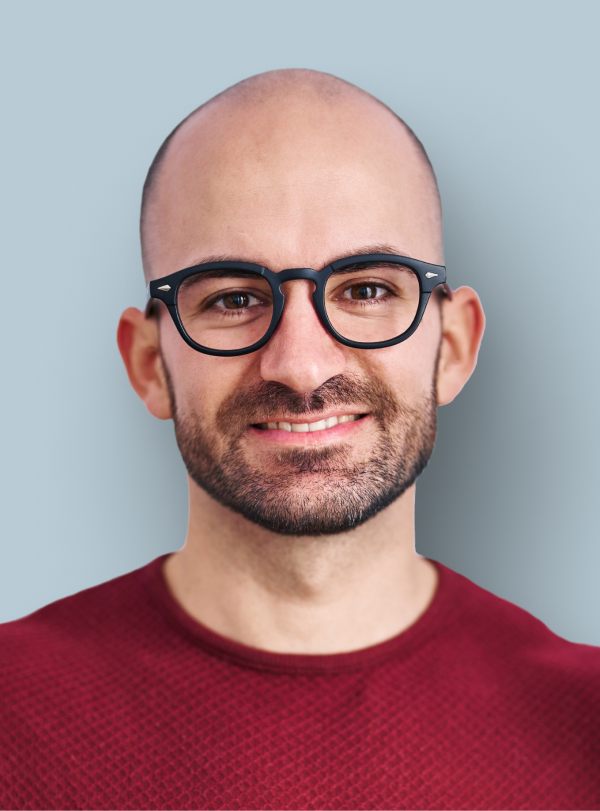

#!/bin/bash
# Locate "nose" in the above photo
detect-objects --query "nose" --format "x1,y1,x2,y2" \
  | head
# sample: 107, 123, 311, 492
259, 279, 347, 393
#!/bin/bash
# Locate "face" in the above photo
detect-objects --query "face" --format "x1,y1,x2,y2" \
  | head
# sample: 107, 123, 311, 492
146, 88, 446, 535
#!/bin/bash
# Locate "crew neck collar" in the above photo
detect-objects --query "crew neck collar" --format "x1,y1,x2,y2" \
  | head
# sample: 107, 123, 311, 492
142, 554, 458, 675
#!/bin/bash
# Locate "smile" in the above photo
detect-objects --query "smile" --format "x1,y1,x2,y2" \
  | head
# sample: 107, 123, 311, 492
255, 414, 364, 433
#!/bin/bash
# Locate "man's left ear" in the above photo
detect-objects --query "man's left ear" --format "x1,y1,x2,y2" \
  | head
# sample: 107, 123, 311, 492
436, 286, 485, 406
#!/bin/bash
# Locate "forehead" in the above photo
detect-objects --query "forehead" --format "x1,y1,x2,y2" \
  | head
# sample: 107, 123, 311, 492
145, 91, 442, 276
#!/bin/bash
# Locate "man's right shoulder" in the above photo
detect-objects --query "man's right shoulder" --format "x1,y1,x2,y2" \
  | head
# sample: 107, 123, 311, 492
0, 559, 161, 690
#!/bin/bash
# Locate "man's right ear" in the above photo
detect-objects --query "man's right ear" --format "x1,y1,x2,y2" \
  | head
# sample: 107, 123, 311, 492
117, 307, 173, 420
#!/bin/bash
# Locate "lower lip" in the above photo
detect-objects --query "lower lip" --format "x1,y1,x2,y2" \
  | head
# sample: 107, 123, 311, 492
247, 415, 369, 445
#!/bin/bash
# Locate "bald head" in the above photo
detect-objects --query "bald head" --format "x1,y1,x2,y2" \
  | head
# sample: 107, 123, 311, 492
140, 69, 443, 281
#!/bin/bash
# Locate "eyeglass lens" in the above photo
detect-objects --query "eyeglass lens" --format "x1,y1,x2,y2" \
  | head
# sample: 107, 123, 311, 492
324, 264, 420, 344
176, 264, 421, 351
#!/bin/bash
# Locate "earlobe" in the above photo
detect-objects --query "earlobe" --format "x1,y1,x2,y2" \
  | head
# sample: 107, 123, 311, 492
436, 287, 485, 406
117, 307, 173, 420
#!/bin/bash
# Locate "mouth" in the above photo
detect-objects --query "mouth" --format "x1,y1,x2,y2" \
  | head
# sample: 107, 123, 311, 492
253, 413, 366, 433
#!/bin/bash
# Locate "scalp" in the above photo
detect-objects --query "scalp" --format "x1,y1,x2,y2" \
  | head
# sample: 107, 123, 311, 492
141, 69, 442, 280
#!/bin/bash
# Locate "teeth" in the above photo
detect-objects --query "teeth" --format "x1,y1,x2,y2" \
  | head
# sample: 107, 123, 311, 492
259, 415, 359, 432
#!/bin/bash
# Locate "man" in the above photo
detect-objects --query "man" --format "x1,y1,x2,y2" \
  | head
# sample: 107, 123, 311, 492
1, 69, 598, 810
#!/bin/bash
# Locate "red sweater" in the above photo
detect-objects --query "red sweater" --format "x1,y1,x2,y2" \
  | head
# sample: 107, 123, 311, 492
1, 556, 599, 810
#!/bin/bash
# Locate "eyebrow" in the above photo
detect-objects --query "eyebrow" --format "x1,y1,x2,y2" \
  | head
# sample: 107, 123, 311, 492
180, 244, 417, 272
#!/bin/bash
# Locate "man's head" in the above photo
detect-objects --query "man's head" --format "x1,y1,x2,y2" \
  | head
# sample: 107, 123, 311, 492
118, 69, 484, 535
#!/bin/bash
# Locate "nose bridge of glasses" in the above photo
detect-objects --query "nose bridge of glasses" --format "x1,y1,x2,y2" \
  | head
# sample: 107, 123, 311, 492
273, 267, 321, 288
276, 269, 322, 328
275, 271, 330, 344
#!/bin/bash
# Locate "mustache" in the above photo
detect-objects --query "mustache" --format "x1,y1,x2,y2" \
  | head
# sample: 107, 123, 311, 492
215, 374, 402, 436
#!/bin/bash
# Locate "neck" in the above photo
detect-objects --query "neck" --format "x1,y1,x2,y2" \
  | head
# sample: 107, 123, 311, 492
163, 479, 438, 654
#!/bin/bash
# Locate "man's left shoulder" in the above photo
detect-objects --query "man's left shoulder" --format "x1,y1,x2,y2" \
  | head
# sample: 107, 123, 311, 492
442, 563, 600, 696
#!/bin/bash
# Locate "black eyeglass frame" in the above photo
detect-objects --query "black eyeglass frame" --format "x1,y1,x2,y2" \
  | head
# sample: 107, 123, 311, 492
146, 253, 448, 357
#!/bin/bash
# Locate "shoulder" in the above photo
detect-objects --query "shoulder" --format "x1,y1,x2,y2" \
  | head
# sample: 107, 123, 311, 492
436, 561, 600, 695
0, 558, 164, 690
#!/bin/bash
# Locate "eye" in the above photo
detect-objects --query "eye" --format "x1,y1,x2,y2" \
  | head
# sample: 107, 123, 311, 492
342, 283, 388, 300
215, 291, 260, 309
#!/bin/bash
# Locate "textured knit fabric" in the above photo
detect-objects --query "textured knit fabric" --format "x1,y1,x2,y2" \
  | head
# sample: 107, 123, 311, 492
1, 556, 599, 810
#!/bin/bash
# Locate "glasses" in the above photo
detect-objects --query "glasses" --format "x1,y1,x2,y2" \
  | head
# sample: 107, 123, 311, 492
146, 253, 448, 357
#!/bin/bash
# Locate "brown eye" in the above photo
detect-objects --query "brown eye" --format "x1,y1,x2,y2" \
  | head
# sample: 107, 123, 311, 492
350, 284, 377, 300
223, 292, 250, 309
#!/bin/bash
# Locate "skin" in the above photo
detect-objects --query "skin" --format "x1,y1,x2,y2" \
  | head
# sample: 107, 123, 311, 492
118, 70, 485, 654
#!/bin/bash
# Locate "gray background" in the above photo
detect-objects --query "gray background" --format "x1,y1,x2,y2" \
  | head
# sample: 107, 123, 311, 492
1, 0, 598, 644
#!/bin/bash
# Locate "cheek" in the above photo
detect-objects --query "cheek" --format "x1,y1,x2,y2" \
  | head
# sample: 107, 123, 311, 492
353, 303, 441, 397
160, 313, 258, 419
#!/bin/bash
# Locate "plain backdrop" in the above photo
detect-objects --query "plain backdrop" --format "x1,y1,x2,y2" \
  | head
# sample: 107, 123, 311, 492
1, 0, 598, 644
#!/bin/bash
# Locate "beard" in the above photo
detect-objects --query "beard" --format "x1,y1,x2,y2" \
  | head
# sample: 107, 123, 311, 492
165, 365, 438, 536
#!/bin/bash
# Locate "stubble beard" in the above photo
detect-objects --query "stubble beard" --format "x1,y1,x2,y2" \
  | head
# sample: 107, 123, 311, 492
165, 365, 438, 537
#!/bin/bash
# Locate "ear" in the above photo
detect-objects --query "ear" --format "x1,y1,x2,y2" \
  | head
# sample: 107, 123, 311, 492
436, 287, 486, 406
117, 307, 173, 420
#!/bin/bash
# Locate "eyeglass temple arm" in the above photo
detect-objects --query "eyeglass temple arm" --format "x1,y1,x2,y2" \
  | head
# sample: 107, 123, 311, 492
439, 282, 453, 300
145, 284, 158, 317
